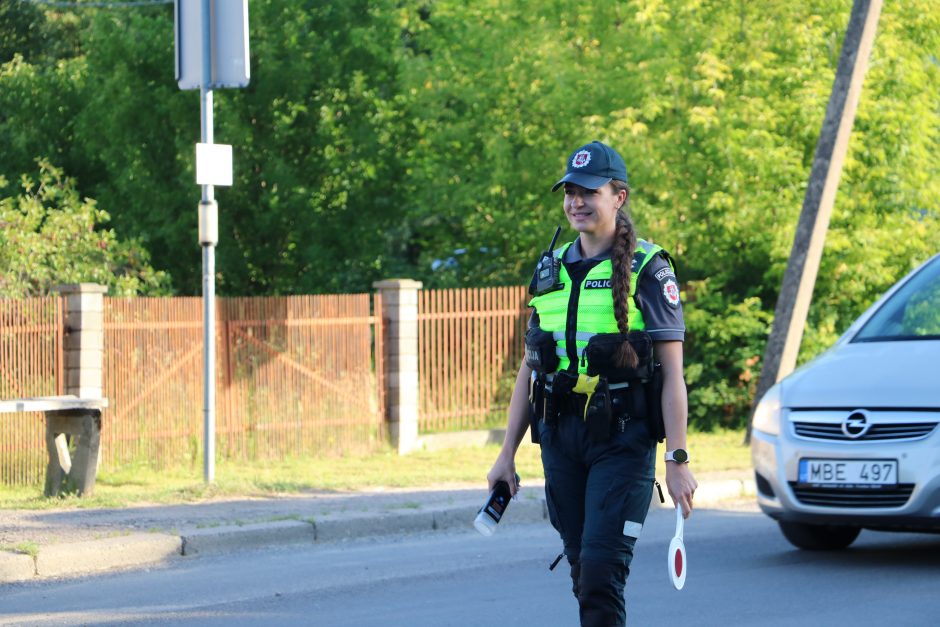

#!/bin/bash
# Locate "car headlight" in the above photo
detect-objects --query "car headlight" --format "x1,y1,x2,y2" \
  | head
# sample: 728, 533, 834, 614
752, 383, 783, 436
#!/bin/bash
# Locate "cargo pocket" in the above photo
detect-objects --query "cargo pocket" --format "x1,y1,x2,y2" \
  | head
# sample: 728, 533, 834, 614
619, 476, 655, 534
544, 481, 565, 537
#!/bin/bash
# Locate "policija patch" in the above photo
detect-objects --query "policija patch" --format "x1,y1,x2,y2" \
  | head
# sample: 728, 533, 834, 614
584, 279, 612, 289
662, 278, 681, 308
654, 265, 681, 308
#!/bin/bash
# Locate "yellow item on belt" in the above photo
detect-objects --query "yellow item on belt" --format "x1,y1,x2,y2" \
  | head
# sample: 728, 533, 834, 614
573, 374, 600, 421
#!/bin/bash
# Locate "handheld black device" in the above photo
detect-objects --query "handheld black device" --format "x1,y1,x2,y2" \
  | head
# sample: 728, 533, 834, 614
533, 226, 563, 296
474, 474, 521, 536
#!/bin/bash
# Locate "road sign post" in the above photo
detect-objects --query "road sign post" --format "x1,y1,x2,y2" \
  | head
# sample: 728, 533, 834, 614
175, 0, 250, 483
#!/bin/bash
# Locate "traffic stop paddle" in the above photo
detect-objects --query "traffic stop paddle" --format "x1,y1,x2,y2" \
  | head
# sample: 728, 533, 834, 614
668, 505, 687, 590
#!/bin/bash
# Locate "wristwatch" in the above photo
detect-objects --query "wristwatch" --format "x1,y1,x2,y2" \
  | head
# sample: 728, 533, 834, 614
664, 449, 689, 464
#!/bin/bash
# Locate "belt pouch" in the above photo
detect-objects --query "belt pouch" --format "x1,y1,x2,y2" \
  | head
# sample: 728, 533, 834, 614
545, 372, 575, 426
627, 382, 647, 419
611, 388, 630, 422
584, 378, 612, 444
583, 332, 654, 381
528, 375, 543, 444
644, 364, 666, 443
524, 327, 560, 374
543, 385, 557, 427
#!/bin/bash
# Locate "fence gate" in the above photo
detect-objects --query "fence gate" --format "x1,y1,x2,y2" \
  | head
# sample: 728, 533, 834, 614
103, 297, 204, 469
101, 294, 384, 473
219, 294, 385, 460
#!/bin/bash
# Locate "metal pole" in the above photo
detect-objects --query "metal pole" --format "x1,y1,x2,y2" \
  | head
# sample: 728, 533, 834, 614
745, 0, 882, 442
200, 0, 216, 482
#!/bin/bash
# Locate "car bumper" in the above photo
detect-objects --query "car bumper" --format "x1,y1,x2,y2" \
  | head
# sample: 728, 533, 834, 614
751, 427, 940, 531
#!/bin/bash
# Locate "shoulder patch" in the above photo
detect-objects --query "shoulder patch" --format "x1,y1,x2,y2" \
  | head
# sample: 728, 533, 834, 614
654, 267, 675, 282
661, 277, 681, 309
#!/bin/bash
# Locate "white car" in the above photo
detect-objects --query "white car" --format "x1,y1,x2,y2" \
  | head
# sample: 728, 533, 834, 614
751, 252, 940, 550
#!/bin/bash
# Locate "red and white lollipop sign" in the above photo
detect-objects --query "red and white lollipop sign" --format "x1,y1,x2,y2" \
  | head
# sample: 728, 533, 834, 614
668, 505, 687, 590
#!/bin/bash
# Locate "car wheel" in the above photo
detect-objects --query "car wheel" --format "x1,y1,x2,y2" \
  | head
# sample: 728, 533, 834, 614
778, 521, 861, 550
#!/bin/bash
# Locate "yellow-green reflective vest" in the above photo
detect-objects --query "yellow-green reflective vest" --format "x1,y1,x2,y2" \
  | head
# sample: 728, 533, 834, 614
528, 239, 665, 374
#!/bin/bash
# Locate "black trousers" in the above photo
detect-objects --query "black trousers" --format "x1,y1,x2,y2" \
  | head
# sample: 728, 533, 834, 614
539, 411, 656, 627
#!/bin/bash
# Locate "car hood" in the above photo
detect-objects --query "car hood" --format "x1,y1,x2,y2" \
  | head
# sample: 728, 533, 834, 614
782, 340, 939, 409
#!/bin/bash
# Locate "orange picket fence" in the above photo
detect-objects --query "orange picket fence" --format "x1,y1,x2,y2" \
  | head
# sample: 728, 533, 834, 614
102, 294, 386, 470
417, 286, 529, 432
0, 297, 63, 485
2, 285, 531, 486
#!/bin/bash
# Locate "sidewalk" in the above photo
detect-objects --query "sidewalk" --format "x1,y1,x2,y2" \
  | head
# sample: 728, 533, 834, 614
0, 471, 755, 584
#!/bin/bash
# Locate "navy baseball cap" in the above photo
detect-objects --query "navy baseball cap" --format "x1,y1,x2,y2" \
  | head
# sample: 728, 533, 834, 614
551, 140, 628, 192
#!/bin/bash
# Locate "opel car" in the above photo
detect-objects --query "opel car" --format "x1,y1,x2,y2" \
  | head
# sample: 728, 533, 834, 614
751, 252, 940, 550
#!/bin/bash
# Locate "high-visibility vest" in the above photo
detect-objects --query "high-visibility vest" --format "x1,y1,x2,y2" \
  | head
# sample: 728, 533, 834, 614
528, 239, 666, 374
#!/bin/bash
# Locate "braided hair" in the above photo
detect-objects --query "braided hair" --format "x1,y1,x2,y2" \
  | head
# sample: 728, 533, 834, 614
609, 180, 639, 369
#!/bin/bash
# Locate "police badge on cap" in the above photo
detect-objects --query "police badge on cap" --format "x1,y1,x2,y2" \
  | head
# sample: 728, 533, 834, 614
571, 150, 592, 169
552, 141, 629, 192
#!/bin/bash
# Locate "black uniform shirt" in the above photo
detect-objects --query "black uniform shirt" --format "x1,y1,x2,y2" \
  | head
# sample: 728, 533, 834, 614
529, 237, 685, 342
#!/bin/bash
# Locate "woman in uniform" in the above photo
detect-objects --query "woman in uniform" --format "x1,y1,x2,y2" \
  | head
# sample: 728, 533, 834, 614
486, 140, 697, 626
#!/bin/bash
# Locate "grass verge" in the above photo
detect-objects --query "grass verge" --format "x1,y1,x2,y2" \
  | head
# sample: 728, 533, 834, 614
0, 428, 749, 511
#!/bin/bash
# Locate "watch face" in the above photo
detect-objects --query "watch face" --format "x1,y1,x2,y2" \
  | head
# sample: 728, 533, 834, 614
672, 449, 688, 463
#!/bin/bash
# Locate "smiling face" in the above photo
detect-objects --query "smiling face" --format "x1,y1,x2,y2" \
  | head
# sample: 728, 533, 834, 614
563, 182, 626, 237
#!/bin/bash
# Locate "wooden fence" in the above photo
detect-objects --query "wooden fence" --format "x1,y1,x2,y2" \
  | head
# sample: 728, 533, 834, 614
102, 294, 386, 470
1, 286, 530, 485
0, 297, 62, 485
417, 286, 529, 432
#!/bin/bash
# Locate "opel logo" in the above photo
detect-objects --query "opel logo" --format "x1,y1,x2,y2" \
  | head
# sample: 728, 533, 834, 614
842, 410, 872, 439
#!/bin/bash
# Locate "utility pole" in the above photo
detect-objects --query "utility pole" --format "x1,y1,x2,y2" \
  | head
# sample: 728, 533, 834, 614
746, 0, 882, 442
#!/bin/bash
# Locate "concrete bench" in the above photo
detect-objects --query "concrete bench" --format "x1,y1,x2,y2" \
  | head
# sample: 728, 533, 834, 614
0, 396, 108, 497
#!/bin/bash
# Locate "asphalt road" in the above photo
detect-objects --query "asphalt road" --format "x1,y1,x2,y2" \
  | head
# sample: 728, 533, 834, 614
2, 501, 939, 626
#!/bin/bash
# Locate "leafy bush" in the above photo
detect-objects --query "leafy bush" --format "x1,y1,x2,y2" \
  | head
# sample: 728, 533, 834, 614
0, 160, 169, 297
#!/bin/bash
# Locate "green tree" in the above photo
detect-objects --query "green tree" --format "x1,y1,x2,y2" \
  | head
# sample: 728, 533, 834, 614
213, 0, 416, 294
2, 0, 938, 428
0, 0, 82, 64
20, 1, 417, 295
394, 0, 939, 427
0, 160, 169, 297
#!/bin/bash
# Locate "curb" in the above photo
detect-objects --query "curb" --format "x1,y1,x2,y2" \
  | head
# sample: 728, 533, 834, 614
312, 497, 548, 542
182, 520, 316, 556
0, 480, 753, 584
0, 499, 549, 585
35, 533, 182, 578
0, 551, 34, 584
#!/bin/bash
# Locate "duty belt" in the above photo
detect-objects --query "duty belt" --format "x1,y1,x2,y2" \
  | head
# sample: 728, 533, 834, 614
543, 372, 632, 394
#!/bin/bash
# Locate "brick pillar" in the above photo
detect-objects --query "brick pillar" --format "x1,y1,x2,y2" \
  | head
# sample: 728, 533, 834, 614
54, 283, 107, 400
373, 279, 422, 454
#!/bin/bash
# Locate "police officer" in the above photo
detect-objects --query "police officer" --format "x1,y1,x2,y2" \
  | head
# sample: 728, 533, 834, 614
486, 140, 697, 626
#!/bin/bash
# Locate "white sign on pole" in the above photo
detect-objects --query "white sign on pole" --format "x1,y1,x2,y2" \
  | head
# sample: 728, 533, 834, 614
195, 143, 233, 186
175, 0, 250, 90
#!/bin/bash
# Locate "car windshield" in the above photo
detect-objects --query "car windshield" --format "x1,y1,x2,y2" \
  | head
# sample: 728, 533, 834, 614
854, 255, 940, 342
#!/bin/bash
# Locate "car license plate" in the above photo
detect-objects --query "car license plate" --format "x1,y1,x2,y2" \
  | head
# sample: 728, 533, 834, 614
798, 459, 898, 487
